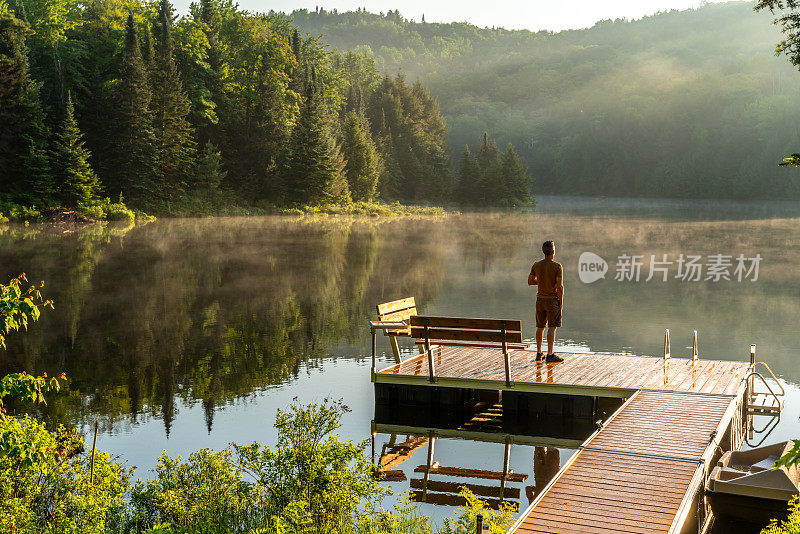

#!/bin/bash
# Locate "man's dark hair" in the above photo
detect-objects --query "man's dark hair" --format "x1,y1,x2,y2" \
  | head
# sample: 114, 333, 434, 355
542, 240, 555, 255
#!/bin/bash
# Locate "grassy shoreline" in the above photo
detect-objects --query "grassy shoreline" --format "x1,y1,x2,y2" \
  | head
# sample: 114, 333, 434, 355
0, 199, 454, 224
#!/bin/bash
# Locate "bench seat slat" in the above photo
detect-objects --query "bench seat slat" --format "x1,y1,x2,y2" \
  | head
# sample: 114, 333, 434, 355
410, 326, 523, 344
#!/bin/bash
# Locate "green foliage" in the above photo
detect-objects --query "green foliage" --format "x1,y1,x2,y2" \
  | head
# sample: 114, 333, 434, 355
295, 4, 800, 200
755, 0, 800, 67
52, 93, 102, 207
356, 497, 433, 533
780, 154, 800, 167
280, 200, 448, 217
110, 11, 157, 202
285, 87, 351, 205
440, 489, 516, 534
0, 415, 130, 534
151, 0, 197, 199
0, 10, 53, 205
458, 135, 530, 206
129, 448, 263, 533
79, 197, 136, 223
0, 371, 129, 534
775, 440, 800, 469
341, 111, 382, 202
195, 140, 227, 192
0, 371, 64, 413
236, 398, 384, 531
2, 0, 455, 214
3, 204, 42, 222
761, 495, 800, 534
366, 75, 451, 203
0, 274, 53, 349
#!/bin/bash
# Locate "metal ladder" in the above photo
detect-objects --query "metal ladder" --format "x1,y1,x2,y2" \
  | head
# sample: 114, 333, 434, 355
745, 344, 784, 447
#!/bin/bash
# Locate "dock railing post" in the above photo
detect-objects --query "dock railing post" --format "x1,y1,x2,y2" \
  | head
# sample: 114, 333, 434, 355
501, 321, 511, 388
749, 344, 756, 405
475, 514, 483, 534
691, 330, 698, 364
425, 319, 436, 383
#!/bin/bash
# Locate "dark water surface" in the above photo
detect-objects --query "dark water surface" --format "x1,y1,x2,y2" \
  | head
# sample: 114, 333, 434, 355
1, 198, 798, 528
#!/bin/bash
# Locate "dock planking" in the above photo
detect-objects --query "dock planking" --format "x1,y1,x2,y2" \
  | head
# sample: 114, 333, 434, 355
375, 348, 750, 397
510, 389, 745, 534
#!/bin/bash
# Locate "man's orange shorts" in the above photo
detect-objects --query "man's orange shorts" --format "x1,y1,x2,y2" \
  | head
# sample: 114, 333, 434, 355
535, 297, 562, 328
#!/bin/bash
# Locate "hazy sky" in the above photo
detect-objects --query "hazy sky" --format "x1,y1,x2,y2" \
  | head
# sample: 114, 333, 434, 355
172, 0, 731, 32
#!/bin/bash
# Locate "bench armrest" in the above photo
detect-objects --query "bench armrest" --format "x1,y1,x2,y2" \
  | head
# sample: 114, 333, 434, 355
370, 320, 408, 331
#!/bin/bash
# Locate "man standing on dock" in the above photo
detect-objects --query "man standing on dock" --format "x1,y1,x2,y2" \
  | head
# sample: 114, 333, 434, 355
528, 240, 564, 363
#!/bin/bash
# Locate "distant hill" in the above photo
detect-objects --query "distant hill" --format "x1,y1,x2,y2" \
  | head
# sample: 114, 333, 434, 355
290, 3, 800, 199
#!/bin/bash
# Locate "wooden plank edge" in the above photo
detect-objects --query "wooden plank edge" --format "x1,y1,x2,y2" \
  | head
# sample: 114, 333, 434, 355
371, 422, 585, 448
372, 373, 637, 398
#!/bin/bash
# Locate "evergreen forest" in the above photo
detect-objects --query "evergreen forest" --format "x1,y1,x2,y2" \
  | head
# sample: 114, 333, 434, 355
0, 0, 534, 216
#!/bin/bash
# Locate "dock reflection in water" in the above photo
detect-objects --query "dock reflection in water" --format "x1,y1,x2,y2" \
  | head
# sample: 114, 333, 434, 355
373, 392, 621, 511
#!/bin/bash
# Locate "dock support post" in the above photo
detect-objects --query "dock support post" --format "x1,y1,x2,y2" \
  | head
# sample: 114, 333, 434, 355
501, 321, 511, 388
371, 327, 377, 375
476, 514, 483, 533
691, 330, 698, 364
422, 433, 435, 497
424, 320, 435, 383
500, 437, 512, 501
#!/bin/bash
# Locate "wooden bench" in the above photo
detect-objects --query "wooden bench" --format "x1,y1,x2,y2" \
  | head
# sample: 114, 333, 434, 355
410, 316, 523, 387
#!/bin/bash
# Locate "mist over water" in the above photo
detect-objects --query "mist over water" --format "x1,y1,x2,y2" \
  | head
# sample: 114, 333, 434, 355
1, 197, 798, 526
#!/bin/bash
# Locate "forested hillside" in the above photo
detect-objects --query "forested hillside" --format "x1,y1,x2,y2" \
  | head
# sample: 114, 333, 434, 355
291, 2, 800, 199
1, 0, 532, 216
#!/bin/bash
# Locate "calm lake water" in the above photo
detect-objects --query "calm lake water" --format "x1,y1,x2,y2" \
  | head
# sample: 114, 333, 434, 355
1, 197, 798, 529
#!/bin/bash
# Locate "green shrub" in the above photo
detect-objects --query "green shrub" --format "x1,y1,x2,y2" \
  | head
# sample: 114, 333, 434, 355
762, 496, 800, 534
79, 198, 136, 224
130, 448, 263, 533
0, 416, 130, 533
7, 205, 42, 223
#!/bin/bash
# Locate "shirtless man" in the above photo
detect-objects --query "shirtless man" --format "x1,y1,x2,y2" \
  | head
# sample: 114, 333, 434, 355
527, 240, 564, 363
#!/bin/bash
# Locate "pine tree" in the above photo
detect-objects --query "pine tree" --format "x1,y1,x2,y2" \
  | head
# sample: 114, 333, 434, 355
456, 145, 478, 205
498, 142, 531, 206
0, 10, 53, 204
141, 24, 154, 67
52, 92, 102, 206
476, 132, 501, 203
111, 12, 157, 202
340, 111, 382, 202
197, 0, 222, 146
285, 84, 350, 205
151, 0, 196, 197
195, 140, 226, 192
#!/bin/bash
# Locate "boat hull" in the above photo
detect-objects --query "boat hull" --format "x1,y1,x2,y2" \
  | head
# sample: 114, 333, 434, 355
707, 488, 791, 526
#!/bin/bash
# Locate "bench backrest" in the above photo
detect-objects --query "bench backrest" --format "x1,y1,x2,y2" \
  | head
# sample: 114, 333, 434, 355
409, 316, 523, 345
377, 297, 417, 324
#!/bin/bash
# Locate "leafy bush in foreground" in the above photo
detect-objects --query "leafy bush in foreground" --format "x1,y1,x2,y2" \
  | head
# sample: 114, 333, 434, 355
762, 496, 800, 534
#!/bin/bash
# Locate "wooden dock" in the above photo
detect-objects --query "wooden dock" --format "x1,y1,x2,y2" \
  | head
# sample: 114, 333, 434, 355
373, 348, 752, 533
